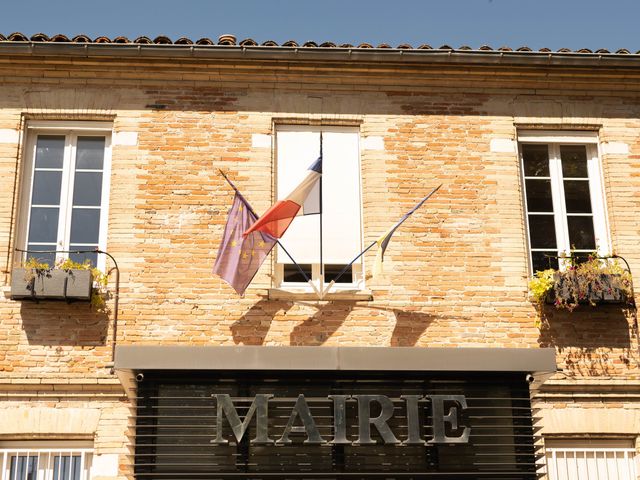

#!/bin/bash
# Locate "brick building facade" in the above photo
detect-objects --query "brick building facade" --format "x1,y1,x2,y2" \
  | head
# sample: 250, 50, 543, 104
0, 34, 638, 478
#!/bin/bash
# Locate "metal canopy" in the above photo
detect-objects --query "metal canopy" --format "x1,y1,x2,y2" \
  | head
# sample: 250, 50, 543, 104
114, 345, 556, 373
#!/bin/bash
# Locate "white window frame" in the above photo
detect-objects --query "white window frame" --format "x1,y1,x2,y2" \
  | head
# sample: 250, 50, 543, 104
0, 441, 93, 480
544, 438, 638, 480
519, 131, 610, 273
273, 125, 365, 292
16, 121, 112, 272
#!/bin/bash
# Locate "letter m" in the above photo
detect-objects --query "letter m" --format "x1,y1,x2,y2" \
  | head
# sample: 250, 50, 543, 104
212, 394, 273, 445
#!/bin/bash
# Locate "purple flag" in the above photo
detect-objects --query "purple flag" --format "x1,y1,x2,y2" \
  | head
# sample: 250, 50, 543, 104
213, 192, 277, 295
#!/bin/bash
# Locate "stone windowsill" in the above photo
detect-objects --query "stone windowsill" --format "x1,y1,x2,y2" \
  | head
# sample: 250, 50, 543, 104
268, 288, 373, 302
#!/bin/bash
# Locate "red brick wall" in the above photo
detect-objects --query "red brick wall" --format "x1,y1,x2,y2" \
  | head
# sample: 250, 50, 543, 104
0, 57, 638, 381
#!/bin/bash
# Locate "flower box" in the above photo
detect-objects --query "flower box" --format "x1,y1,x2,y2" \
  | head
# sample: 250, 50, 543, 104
529, 255, 633, 311
545, 272, 627, 306
11, 268, 93, 301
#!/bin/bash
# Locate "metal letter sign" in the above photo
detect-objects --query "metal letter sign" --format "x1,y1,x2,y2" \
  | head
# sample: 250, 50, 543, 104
428, 395, 471, 444
277, 394, 326, 444
212, 393, 470, 446
212, 394, 274, 444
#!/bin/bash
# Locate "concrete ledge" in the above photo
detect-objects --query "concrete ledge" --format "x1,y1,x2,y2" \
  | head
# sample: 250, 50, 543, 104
114, 345, 556, 373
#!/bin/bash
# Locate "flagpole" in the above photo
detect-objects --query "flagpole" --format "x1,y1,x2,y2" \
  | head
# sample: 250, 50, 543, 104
318, 132, 325, 299
218, 169, 318, 293
324, 184, 443, 292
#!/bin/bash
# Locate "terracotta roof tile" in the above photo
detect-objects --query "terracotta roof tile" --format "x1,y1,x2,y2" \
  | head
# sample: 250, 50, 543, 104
0, 32, 637, 58
195, 37, 214, 45
153, 35, 172, 44
50, 34, 70, 42
218, 34, 236, 45
133, 36, 152, 44
8, 32, 28, 41
30, 33, 49, 42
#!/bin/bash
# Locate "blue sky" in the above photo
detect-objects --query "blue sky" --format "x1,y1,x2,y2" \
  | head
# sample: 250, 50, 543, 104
1, 0, 638, 52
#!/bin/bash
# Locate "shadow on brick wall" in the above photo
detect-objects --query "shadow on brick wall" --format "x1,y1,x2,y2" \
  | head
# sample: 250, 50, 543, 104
19, 301, 109, 346
230, 298, 293, 345
289, 303, 356, 346
537, 305, 638, 376
230, 299, 455, 347
391, 310, 440, 346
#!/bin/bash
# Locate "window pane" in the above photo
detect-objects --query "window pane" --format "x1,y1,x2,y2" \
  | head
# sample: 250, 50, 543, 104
283, 264, 312, 283
76, 136, 105, 170
69, 246, 98, 267
28, 207, 60, 243
70, 208, 101, 244
531, 251, 559, 272
525, 179, 553, 212
73, 172, 103, 206
31, 171, 63, 205
35, 135, 65, 168
54, 456, 81, 480
27, 244, 56, 267
568, 216, 596, 250
560, 145, 588, 177
528, 215, 557, 249
522, 144, 549, 177
10, 456, 38, 480
564, 180, 592, 213
324, 264, 352, 283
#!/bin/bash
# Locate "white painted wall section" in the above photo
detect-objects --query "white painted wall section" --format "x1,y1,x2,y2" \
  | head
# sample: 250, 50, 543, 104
113, 131, 138, 146
0, 129, 19, 144
601, 142, 629, 155
490, 138, 516, 153
90, 453, 120, 478
252, 133, 272, 148
362, 136, 384, 151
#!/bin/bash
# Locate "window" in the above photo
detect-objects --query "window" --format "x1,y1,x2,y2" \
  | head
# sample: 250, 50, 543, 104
17, 122, 111, 271
545, 439, 638, 480
275, 126, 363, 289
519, 131, 609, 273
0, 443, 92, 480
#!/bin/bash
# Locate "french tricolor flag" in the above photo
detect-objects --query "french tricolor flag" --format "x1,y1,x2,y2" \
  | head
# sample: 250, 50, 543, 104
244, 157, 322, 238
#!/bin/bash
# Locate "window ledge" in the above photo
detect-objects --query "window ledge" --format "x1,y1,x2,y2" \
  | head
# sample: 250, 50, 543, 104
268, 288, 373, 302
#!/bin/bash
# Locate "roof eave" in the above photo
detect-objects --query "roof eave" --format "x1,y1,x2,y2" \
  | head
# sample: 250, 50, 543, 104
1, 42, 640, 68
